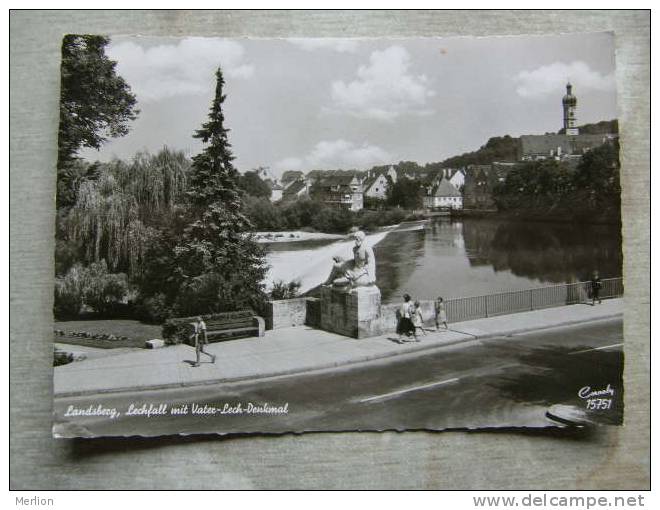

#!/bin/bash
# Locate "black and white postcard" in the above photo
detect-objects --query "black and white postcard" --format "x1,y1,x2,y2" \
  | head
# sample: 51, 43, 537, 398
51, 33, 624, 437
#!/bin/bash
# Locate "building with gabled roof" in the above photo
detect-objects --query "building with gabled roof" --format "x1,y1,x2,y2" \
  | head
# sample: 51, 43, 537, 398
362, 172, 390, 200
281, 170, 305, 189
281, 179, 309, 201
423, 178, 463, 210
313, 173, 364, 211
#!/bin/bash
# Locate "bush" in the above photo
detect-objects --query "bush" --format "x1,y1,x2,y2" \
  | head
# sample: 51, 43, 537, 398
83, 261, 129, 316
310, 207, 353, 233
363, 196, 387, 210
281, 199, 324, 229
270, 280, 301, 300
357, 208, 407, 230
53, 260, 129, 319
134, 293, 172, 323
243, 195, 284, 231
54, 264, 87, 318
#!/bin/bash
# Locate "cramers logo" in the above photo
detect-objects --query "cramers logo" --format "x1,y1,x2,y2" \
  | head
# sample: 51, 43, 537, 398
578, 384, 615, 399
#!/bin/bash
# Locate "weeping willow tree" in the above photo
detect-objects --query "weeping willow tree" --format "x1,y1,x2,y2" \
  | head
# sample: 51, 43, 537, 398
61, 148, 190, 277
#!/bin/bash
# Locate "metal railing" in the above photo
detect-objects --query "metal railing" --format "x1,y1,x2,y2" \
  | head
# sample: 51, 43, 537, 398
445, 277, 623, 324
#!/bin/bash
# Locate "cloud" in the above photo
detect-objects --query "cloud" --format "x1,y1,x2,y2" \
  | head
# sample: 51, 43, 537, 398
327, 45, 435, 121
274, 139, 392, 174
515, 61, 615, 98
107, 38, 254, 102
288, 38, 359, 53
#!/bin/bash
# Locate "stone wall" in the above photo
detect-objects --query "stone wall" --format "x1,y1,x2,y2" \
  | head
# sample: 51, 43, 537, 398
376, 300, 438, 332
265, 296, 440, 333
305, 297, 321, 328
265, 298, 309, 330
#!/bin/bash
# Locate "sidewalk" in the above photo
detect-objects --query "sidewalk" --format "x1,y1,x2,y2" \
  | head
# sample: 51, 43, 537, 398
54, 299, 623, 397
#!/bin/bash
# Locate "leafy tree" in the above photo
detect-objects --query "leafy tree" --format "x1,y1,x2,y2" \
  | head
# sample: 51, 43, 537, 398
492, 140, 620, 220
440, 135, 520, 168
364, 196, 387, 210
243, 195, 284, 231
396, 160, 423, 177
54, 263, 88, 318
82, 260, 129, 316
58, 35, 139, 165
310, 206, 354, 233
238, 170, 272, 198
493, 160, 574, 211
387, 177, 423, 209
62, 149, 190, 277
172, 68, 267, 315
53, 260, 129, 318
281, 199, 324, 229
57, 35, 139, 206
572, 141, 621, 214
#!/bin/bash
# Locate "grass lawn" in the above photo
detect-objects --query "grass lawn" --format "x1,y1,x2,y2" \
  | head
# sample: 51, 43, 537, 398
54, 319, 162, 349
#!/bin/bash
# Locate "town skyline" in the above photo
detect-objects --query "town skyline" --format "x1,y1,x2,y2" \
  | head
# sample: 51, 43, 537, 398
80, 33, 617, 178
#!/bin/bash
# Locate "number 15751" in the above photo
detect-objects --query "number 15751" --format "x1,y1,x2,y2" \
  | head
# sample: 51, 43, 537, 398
586, 398, 612, 410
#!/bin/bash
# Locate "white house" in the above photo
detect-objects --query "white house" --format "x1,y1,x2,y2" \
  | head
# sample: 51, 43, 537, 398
270, 183, 284, 202
362, 173, 390, 200
448, 168, 465, 189
423, 178, 463, 210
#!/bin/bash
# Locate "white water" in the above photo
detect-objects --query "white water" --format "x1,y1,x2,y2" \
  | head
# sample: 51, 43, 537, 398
264, 230, 391, 293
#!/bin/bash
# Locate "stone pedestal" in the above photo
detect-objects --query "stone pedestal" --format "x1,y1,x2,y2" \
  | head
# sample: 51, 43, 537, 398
320, 285, 382, 338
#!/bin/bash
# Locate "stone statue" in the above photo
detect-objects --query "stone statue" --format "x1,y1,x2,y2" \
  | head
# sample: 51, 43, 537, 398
329, 230, 377, 289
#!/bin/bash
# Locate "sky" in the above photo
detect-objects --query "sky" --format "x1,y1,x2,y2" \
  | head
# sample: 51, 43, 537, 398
79, 33, 617, 179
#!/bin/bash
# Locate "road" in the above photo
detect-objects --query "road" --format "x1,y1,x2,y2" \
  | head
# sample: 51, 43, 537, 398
53, 318, 624, 437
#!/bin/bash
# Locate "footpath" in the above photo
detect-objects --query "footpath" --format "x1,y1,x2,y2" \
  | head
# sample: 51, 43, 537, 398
54, 299, 623, 397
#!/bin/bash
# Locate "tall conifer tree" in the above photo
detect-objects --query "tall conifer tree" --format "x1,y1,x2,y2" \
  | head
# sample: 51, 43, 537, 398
173, 68, 267, 315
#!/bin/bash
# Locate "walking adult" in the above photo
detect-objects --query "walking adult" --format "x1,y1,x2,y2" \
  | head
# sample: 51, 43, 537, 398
190, 316, 216, 367
590, 271, 603, 306
396, 294, 417, 342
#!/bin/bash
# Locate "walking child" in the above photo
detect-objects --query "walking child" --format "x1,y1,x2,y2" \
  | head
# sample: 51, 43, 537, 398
435, 296, 448, 330
412, 300, 426, 339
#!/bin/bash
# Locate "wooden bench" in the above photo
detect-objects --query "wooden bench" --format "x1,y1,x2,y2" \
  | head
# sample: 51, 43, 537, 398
163, 310, 265, 345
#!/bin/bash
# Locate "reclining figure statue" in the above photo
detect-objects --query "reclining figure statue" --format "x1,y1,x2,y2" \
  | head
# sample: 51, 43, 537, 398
324, 230, 377, 289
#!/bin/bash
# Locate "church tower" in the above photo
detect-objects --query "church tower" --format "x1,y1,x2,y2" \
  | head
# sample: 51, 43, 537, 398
562, 82, 578, 136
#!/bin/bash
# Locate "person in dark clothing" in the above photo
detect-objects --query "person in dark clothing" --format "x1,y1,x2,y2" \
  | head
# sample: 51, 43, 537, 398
590, 271, 603, 306
396, 294, 417, 342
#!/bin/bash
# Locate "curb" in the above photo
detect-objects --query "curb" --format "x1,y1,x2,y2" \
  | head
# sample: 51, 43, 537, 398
54, 313, 623, 399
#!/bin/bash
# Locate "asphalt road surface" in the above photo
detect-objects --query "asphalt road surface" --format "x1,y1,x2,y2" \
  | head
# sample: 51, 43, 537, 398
53, 318, 624, 437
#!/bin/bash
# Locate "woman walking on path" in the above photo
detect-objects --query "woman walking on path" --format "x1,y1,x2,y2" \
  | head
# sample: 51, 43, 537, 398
396, 294, 417, 343
435, 296, 448, 330
190, 316, 216, 367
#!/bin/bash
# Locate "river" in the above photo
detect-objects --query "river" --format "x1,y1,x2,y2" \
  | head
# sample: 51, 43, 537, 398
263, 218, 622, 304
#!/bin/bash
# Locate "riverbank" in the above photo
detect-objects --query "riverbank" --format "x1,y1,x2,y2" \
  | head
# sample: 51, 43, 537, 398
451, 208, 621, 225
